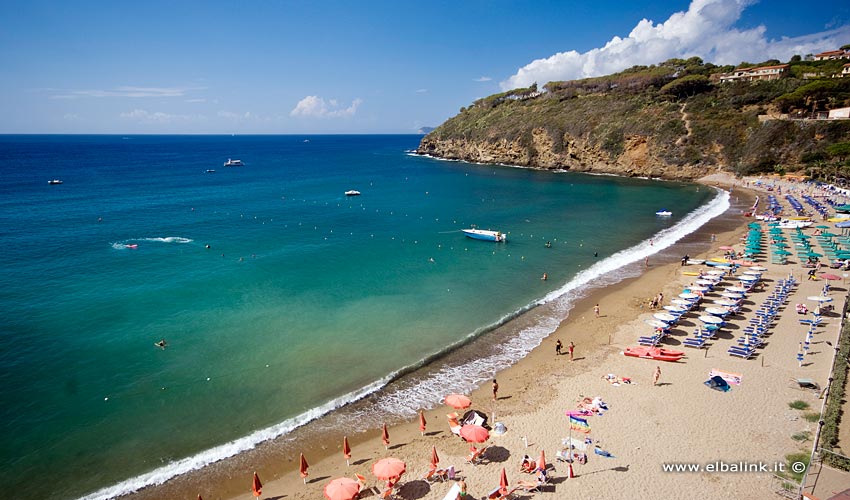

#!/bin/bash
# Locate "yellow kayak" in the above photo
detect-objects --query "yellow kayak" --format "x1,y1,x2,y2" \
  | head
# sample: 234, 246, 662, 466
682, 271, 700, 276
710, 258, 730, 263
828, 217, 850, 222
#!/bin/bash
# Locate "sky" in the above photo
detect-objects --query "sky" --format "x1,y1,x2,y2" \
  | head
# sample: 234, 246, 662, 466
0, 0, 848, 134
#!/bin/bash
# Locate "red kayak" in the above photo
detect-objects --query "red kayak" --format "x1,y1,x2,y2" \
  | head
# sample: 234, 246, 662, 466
624, 346, 685, 362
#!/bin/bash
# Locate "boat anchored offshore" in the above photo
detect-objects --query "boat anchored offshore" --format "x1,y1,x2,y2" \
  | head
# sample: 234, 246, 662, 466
223, 159, 244, 167
655, 209, 672, 217
48, 179, 63, 185
344, 190, 361, 196
462, 228, 506, 242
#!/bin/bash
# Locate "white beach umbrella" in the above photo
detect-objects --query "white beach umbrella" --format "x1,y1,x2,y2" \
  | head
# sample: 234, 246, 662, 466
698, 315, 723, 324
807, 296, 833, 302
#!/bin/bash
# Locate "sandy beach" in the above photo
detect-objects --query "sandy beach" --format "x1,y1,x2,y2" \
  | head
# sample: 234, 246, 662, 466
125, 174, 850, 500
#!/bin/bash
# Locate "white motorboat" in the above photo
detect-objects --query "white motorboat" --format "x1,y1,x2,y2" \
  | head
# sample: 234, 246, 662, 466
223, 159, 244, 167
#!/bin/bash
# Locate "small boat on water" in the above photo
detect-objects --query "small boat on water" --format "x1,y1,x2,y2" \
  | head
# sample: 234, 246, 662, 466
48, 179, 63, 185
624, 346, 685, 362
205, 169, 216, 173
655, 209, 672, 217
462, 229, 506, 242
223, 159, 244, 167
345, 190, 361, 196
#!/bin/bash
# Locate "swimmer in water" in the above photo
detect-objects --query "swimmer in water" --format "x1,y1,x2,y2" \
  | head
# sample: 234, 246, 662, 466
545, 241, 552, 248
156, 339, 167, 349
541, 273, 548, 281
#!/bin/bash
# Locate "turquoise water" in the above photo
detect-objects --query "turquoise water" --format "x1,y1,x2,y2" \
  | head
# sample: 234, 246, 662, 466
0, 135, 720, 499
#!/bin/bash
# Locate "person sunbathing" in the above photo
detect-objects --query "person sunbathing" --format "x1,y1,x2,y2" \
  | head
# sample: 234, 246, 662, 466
520, 455, 536, 472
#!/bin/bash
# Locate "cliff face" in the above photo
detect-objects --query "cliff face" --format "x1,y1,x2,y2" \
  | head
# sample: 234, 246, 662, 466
418, 128, 709, 180
416, 68, 850, 180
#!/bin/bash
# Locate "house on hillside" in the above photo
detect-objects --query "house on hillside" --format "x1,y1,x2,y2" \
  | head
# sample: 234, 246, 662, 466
717, 64, 789, 83
829, 107, 850, 119
814, 49, 850, 61
843, 63, 850, 77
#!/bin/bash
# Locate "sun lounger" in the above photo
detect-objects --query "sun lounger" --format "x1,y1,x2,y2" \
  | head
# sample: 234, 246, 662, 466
441, 483, 461, 500
466, 446, 488, 464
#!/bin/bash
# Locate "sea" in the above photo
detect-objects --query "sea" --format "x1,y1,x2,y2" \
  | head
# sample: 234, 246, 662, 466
0, 135, 728, 500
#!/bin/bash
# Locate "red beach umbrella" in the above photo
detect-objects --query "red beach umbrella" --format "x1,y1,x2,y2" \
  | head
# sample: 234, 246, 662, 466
381, 423, 390, 450
299, 452, 309, 484
538, 450, 547, 472
499, 468, 509, 495
198, 495, 204, 500
821, 273, 842, 280
430, 446, 440, 469
252, 471, 263, 497
323, 477, 361, 500
419, 410, 427, 436
343, 436, 352, 466
459, 424, 490, 443
444, 394, 472, 409
372, 457, 406, 480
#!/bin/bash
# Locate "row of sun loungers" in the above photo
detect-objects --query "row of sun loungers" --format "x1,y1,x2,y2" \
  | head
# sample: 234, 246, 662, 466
727, 277, 796, 359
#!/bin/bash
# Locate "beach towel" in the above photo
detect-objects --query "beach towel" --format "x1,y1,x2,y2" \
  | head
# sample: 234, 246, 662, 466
709, 369, 742, 385
593, 447, 615, 458
569, 416, 591, 433
565, 410, 594, 417
705, 375, 731, 392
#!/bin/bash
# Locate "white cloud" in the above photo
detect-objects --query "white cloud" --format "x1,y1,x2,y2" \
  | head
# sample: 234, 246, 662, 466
474, 76, 492, 82
119, 109, 203, 123
186, 98, 206, 103
502, 0, 850, 90
290, 95, 362, 118
51, 86, 205, 99
218, 110, 253, 120
415, 88, 428, 93
62, 113, 79, 121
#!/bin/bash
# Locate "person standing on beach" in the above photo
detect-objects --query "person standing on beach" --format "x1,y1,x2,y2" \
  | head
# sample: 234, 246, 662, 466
555, 339, 563, 356
568, 342, 575, 361
594, 304, 600, 318
653, 366, 661, 386
492, 379, 499, 401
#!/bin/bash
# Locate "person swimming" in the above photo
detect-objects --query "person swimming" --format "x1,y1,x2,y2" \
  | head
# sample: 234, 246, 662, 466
545, 241, 552, 248
155, 339, 167, 349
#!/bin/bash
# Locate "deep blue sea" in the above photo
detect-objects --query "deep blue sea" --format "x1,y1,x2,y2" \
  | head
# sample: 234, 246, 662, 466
0, 135, 726, 499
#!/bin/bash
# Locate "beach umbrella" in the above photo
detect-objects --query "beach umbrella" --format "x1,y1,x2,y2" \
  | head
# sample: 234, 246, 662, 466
748, 266, 768, 271
808, 296, 833, 302
499, 468, 509, 495
198, 495, 203, 500
444, 394, 472, 409
663, 305, 686, 313
300, 453, 309, 483
726, 286, 747, 292
687, 285, 709, 292
821, 273, 842, 280
324, 477, 361, 500
704, 307, 730, 316
679, 292, 700, 300
713, 299, 738, 307
252, 472, 263, 498
653, 312, 677, 323
381, 423, 390, 450
430, 446, 440, 469
698, 315, 723, 325
343, 436, 351, 466
372, 457, 406, 480
538, 450, 547, 472
459, 424, 490, 443
419, 410, 427, 436
645, 319, 671, 329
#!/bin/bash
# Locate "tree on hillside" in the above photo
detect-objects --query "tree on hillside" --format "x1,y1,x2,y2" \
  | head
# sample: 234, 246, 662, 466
660, 75, 711, 98
790, 55, 802, 63
828, 142, 850, 163
841, 43, 850, 50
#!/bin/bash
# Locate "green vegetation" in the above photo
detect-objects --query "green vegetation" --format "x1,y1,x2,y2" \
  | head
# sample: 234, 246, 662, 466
820, 300, 850, 471
789, 400, 811, 410
785, 453, 811, 483
792, 431, 812, 442
425, 56, 850, 177
804, 412, 821, 423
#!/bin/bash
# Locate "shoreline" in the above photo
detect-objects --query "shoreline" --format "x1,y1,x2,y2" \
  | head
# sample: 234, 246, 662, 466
115, 174, 776, 500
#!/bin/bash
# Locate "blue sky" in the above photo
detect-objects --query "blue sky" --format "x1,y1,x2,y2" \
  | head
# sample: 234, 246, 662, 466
1, 0, 848, 134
